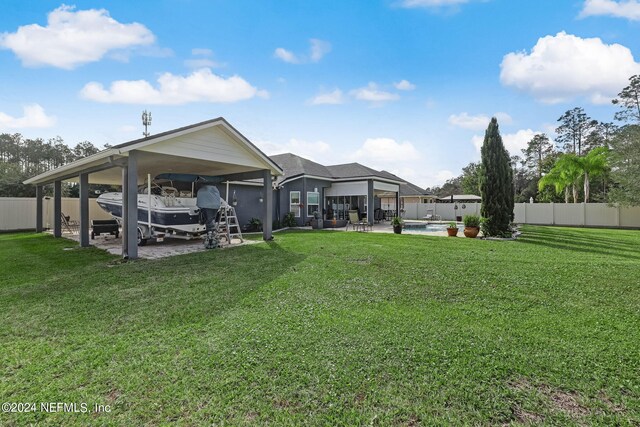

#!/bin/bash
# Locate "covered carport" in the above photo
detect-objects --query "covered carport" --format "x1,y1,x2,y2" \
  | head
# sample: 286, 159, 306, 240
24, 117, 283, 259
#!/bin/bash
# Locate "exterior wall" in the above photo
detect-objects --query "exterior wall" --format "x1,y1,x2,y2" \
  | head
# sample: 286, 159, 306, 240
278, 178, 332, 226
402, 202, 640, 228
214, 183, 264, 229
0, 197, 111, 231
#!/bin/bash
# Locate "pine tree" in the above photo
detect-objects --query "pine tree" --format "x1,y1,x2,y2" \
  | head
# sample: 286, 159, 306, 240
480, 118, 514, 237
612, 75, 640, 123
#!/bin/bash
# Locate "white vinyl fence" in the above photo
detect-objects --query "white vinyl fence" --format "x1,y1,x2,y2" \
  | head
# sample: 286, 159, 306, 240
0, 197, 111, 231
402, 202, 640, 228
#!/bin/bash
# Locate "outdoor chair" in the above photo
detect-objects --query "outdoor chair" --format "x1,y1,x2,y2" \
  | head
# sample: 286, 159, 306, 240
61, 213, 79, 234
374, 208, 384, 223
347, 210, 371, 232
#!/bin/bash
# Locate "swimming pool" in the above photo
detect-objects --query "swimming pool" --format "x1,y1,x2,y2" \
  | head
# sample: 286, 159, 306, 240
403, 222, 463, 232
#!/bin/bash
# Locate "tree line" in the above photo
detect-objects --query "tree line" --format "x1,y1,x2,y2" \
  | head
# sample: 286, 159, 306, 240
428, 74, 640, 206
0, 134, 111, 197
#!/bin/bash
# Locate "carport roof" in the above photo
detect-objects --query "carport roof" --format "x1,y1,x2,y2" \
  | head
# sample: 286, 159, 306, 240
24, 117, 283, 186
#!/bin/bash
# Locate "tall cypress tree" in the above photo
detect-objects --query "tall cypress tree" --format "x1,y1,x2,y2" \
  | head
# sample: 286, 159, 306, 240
480, 118, 514, 236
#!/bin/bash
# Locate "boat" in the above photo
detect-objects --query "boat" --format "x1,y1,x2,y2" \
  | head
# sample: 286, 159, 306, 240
96, 180, 207, 245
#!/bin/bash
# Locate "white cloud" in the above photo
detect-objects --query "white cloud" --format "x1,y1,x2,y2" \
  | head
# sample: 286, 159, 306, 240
472, 129, 541, 156
0, 5, 154, 69
449, 112, 512, 130
0, 104, 56, 129
255, 138, 331, 162
394, 80, 416, 91
500, 31, 640, 104
350, 83, 400, 104
80, 68, 268, 105
309, 89, 344, 105
191, 48, 213, 56
348, 137, 451, 187
352, 138, 421, 164
184, 58, 221, 68
399, 0, 469, 7
309, 39, 331, 62
580, 0, 640, 20
274, 39, 331, 64
274, 47, 299, 64
185, 48, 222, 68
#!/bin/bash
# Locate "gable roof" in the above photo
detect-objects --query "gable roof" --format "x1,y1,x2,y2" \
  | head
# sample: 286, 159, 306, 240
25, 117, 283, 185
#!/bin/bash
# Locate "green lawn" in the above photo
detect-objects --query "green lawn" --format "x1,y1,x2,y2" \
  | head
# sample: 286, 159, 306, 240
0, 226, 639, 426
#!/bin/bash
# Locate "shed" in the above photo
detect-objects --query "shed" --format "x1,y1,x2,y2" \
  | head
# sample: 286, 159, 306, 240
24, 117, 283, 259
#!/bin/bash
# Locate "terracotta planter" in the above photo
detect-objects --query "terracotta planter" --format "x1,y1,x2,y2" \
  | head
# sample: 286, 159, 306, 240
447, 227, 458, 237
393, 225, 402, 234
464, 226, 480, 238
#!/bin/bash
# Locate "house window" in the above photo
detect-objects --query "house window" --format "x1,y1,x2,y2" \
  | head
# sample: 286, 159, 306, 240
290, 191, 301, 217
307, 191, 319, 217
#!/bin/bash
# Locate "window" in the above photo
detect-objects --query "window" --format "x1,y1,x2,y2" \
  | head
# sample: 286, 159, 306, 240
290, 191, 301, 217
307, 192, 319, 216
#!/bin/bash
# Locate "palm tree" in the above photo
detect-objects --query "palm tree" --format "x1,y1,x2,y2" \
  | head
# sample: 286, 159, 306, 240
539, 148, 609, 203
538, 161, 576, 203
576, 147, 609, 202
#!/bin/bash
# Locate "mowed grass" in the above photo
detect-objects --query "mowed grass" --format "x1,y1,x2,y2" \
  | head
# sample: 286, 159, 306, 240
0, 226, 639, 426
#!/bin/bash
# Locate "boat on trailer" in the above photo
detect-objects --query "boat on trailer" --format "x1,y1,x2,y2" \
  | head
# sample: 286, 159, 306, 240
97, 180, 209, 245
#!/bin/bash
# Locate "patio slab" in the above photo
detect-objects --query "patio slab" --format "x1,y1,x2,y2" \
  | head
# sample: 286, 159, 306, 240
59, 231, 258, 260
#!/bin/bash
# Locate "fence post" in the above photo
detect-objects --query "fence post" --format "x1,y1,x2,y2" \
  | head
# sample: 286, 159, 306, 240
582, 202, 586, 227
551, 202, 555, 225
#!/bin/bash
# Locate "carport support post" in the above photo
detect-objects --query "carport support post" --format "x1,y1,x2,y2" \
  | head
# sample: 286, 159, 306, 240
125, 152, 138, 259
367, 179, 374, 225
53, 180, 62, 237
262, 170, 273, 240
35, 185, 43, 233
79, 173, 90, 247
121, 165, 129, 258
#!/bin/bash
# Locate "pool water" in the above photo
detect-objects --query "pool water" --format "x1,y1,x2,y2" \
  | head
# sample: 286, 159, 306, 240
403, 222, 463, 232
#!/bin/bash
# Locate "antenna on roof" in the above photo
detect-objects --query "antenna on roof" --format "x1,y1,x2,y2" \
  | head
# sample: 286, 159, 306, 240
142, 110, 152, 137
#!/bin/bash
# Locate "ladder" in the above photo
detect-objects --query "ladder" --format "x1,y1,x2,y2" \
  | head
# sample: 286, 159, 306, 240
216, 201, 243, 244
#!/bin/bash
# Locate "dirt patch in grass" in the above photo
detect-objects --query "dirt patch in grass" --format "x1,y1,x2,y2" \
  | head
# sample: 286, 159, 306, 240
543, 386, 590, 418
512, 405, 544, 424
507, 377, 630, 422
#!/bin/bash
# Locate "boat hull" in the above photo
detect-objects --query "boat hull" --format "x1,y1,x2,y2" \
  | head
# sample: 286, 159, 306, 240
97, 193, 206, 236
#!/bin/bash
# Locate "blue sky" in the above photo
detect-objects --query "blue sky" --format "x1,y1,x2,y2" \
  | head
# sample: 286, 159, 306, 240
1, 0, 638, 187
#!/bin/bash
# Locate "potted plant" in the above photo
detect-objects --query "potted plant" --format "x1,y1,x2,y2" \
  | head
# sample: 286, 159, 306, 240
446, 221, 458, 237
463, 214, 481, 238
391, 216, 403, 234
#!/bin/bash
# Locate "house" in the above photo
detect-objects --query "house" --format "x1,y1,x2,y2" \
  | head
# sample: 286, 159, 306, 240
218, 153, 403, 227
437, 194, 482, 203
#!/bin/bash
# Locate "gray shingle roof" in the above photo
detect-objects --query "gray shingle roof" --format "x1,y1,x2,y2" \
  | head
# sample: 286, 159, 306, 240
399, 182, 426, 197
269, 153, 403, 183
269, 153, 333, 182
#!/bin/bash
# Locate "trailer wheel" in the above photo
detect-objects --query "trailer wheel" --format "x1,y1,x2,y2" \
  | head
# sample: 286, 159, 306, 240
137, 229, 147, 246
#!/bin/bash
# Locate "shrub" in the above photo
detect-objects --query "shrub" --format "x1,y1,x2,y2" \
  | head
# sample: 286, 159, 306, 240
447, 221, 458, 229
391, 216, 404, 227
282, 212, 297, 227
463, 214, 481, 228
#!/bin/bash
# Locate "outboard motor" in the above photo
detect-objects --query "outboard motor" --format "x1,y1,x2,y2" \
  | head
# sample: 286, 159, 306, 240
196, 182, 221, 249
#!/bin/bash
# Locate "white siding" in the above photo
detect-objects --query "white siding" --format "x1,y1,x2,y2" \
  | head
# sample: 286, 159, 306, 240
373, 181, 399, 192
139, 126, 264, 169
325, 181, 368, 196
0, 198, 111, 231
